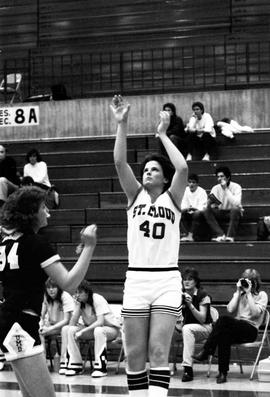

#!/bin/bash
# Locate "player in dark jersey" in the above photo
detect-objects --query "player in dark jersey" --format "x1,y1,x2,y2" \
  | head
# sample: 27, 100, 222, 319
0, 186, 97, 397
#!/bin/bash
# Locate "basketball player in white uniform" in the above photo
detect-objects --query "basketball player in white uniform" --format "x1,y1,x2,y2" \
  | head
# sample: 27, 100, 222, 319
111, 96, 188, 397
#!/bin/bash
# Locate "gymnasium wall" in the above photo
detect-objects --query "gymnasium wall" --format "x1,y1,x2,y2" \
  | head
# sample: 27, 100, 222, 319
1, 87, 269, 141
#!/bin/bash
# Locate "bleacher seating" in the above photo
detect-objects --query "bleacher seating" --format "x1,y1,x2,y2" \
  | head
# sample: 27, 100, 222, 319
4, 128, 270, 363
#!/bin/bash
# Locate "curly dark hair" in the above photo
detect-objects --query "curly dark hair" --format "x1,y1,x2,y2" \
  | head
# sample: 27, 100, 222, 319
140, 153, 175, 191
26, 148, 42, 163
0, 186, 46, 233
76, 280, 94, 310
215, 166, 231, 181
44, 278, 63, 305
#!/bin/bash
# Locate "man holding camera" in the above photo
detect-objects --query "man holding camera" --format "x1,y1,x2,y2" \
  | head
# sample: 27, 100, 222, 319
194, 269, 268, 383
202, 166, 243, 242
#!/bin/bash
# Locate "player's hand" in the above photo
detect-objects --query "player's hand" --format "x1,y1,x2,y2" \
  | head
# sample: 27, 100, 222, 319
156, 111, 170, 136
75, 330, 83, 340
236, 279, 242, 291
110, 95, 130, 123
220, 178, 228, 189
77, 225, 97, 253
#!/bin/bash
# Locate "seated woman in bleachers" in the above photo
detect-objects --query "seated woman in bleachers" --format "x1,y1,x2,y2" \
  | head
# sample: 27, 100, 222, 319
194, 268, 268, 383
23, 148, 59, 208
39, 278, 74, 348
60, 280, 121, 378
185, 101, 216, 161
159, 102, 187, 158
178, 267, 213, 382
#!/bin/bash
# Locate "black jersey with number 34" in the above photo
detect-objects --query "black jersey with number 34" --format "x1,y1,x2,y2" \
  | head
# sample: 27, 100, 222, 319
0, 232, 60, 315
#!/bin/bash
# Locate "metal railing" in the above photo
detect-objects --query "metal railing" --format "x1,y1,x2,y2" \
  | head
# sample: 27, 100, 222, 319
1, 38, 269, 102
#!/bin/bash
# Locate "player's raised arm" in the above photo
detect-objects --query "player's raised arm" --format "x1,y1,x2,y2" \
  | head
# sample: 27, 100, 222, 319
111, 95, 141, 205
157, 110, 188, 205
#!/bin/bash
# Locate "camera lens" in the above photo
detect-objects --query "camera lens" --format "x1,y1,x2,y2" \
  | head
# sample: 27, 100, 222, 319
240, 278, 249, 288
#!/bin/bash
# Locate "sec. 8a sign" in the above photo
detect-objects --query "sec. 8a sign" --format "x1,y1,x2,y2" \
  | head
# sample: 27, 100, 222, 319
0, 106, 39, 127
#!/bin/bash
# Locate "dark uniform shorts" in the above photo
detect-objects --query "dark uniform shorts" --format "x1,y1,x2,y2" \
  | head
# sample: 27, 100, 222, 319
0, 305, 41, 352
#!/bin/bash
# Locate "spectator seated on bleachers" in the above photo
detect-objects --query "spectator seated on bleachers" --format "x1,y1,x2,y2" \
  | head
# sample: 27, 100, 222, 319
185, 101, 217, 161
257, 216, 270, 241
177, 268, 213, 382
60, 280, 121, 378
180, 173, 208, 242
202, 166, 243, 242
39, 278, 74, 358
194, 268, 268, 384
159, 102, 187, 158
23, 148, 59, 208
0, 144, 20, 207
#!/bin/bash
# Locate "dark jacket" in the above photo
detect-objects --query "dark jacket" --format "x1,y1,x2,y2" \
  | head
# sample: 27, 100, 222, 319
182, 288, 212, 325
167, 115, 185, 139
0, 157, 20, 185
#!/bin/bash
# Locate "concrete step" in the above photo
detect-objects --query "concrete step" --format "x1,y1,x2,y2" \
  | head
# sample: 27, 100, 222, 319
63, 258, 270, 282
50, 173, 270, 194
56, 241, 270, 260
47, 205, 270, 228
98, 189, 270, 208
5, 131, 270, 157
138, 144, 270, 162
5, 135, 149, 154
42, 224, 127, 243
44, 221, 259, 243
12, 149, 137, 167
56, 188, 270, 209
44, 158, 270, 180
84, 205, 270, 224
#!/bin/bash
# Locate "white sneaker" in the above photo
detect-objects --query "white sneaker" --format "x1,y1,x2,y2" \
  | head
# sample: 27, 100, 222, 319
181, 235, 194, 242
65, 367, 84, 376
186, 153, 192, 161
225, 236, 234, 242
202, 153, 210, 161
211, 235, 225, 242
91, 369, 107, 378
59, 366, 67, 375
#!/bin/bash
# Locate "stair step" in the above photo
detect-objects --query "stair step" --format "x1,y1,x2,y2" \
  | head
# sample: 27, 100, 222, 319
5, 136, 150, 154
56, 241, 270, 259
98, 190, 270, 208
50, 173, 270, 194
46, 159, 270, 180
63, 258, 270, 282
139, 144, 270, 162
83, 206, 270, 224
60, 193, 99, 209
12, 149, 137, 167
56, 189, 270, 209
44, 221, 259, 243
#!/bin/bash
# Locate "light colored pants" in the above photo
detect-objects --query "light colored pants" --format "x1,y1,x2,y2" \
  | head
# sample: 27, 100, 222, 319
181, 323, 212, 367
0, 177, 17, 201
61, 324, 119, 370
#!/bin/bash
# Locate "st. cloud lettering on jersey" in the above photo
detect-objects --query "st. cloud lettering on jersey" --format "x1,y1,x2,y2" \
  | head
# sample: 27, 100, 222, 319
132, 204, 175, 224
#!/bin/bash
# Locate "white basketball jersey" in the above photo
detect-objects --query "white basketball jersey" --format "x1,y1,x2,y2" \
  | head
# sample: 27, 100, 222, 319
127, 188, 181, 270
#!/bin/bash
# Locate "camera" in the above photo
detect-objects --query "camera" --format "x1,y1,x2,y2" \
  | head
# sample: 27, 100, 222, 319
239, 278, 249, 289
